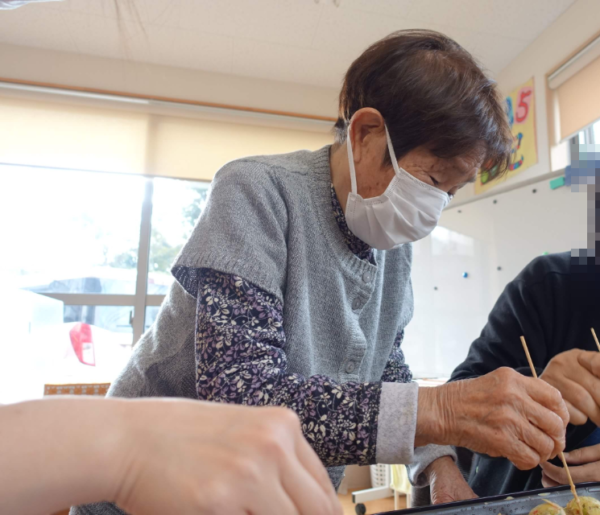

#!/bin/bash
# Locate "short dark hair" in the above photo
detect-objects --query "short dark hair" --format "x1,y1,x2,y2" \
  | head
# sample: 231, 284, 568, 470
335, 30, 513, 174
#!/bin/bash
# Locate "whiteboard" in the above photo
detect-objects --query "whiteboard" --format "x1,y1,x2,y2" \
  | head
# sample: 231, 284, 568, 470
403, 176, 589, 379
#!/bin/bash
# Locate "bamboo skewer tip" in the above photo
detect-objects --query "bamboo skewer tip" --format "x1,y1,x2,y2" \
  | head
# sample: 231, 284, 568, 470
591, 328, 600, 353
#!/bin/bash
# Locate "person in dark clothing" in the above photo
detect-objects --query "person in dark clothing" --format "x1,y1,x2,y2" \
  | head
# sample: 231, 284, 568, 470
446, 251, 600, 498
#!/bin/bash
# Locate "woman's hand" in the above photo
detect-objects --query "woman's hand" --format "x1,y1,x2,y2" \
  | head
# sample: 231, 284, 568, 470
416, 367, 570, 470
541, 444, 600, 487
114, 399, 342, 515
426, 457, 477, 505
540, 349, 600, 426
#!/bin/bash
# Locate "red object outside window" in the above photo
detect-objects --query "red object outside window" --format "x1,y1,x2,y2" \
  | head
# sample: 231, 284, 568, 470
69, 323, 96, 366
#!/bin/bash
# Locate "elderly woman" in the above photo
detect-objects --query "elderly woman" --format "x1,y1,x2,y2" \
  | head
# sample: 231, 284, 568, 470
75, 30, 571, 515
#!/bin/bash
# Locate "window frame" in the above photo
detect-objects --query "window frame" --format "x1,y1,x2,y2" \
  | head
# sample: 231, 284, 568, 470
569, 122, 597, 162
36, 174, 210, 345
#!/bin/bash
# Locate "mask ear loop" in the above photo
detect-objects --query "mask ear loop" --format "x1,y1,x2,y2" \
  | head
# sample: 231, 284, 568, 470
384, 125, 399, 165
346, 123, 358, 195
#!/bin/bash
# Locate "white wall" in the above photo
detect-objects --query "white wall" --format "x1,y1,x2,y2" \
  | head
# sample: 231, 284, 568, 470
452, 0, 600, 206
405, 0, 600, 377
0, 42, 339, 118
404, 173, 589, 379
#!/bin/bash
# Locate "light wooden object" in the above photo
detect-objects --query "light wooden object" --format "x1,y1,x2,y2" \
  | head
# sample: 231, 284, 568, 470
520, 336, 582, 515
591, 328, 600, 352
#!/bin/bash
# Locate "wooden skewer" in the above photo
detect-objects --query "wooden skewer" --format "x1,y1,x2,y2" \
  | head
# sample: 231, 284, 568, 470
520, 336, 582, 515
592, 328, 600, 353
541, 498, 564, 511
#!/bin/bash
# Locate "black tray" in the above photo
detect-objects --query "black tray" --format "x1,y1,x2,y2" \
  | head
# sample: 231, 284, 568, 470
375, 482, 600, 515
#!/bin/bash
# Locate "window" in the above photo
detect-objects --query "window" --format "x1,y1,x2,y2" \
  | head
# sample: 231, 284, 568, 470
570, 119, 600, 164
0, 165, 145, 295
147, 178, 209, 294
0, 164, 209, 401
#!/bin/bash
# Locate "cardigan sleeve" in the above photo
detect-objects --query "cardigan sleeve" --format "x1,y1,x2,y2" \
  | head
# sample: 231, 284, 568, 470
172, 159, 289, 303
188, 267, 421, 468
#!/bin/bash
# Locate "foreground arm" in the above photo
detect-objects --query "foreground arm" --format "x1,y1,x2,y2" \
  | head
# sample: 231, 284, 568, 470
0, 398, 341, 515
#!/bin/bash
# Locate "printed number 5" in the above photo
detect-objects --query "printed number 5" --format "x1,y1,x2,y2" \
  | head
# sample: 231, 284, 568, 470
515, 88, 533, 123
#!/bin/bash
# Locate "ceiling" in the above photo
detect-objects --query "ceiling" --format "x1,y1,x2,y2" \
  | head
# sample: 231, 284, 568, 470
0, 0, 576, 89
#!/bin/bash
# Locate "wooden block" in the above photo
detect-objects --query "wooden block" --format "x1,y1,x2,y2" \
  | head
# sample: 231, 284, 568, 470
44, 383, 111, 397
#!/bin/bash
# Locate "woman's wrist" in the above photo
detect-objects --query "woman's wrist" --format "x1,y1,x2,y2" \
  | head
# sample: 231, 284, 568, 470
415, 384, 455, 447
92, 398, 139, 505
424, 456, 456, 482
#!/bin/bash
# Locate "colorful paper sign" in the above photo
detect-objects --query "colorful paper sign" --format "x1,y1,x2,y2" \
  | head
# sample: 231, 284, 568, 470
475, 77, 538, 194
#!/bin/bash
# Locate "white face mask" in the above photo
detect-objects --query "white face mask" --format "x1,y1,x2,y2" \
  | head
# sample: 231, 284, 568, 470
345, 125, 450, 250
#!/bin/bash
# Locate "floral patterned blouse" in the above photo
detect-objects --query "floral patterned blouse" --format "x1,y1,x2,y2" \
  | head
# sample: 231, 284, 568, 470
190, 185, 413, 467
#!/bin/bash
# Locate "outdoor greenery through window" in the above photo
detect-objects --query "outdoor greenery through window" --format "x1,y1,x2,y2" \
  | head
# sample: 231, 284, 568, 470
0, 164, 209, 403
148, 178, 209, 294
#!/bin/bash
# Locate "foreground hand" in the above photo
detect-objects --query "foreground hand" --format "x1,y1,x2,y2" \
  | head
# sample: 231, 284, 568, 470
540, 350, 600, 426
426, 457, 477, 505
114, 399, 342, 515
541, 444, 600, 487
417, 367, 570, 470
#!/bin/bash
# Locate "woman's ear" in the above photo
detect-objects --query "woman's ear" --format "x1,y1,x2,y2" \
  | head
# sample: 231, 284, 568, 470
350, 108, 386, 164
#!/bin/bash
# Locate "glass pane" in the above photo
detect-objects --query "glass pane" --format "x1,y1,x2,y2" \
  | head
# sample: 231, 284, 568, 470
0, 290, 134, 403
0, 164, 145, 295
594, 120, 600, 145
148, 178, 210, 294
579, 131, 586, 144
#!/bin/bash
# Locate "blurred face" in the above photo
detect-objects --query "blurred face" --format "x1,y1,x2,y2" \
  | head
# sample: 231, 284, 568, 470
331, 108, 483, 214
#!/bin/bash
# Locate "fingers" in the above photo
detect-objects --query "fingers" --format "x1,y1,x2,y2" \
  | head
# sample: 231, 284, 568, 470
281, 451, 341, 515
264, 408, 340, 515
519, 423, 556, 463
565, 371, 600, 426
247, 484, 299, 515
540, 461, 570, 484
580, 353, 600, 379
507, 440, 542, 470
566, 381, 600, 426
541, 459, 600, 484
294, 432, 342, 515
525, 378, 570, 429
522, 398, 566, 458
542, 471, 561, 488
564, 400, 589, 426
565, 444, 600, 465
544, 375, 597, 426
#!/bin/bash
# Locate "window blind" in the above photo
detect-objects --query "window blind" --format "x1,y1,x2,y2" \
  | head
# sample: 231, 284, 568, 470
0, 94, 333, 180
548, 34, 600, 142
